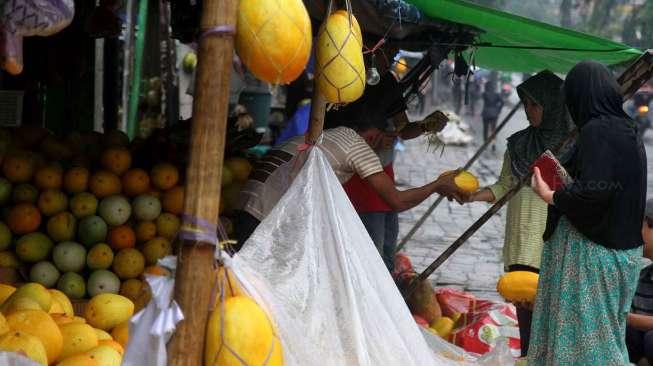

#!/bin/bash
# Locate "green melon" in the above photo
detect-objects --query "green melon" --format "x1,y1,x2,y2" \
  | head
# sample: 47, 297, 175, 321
52, 241, 87, 272
46, 211, 77, 242
132, 195, 162, 221
57, 272, 86, 299
98, 195, 132, 226
87, 270, 121, 297
15, 233, 53, 263
69, 192, 99, 219
78, 215, 108, 247
29, 261, 60, 288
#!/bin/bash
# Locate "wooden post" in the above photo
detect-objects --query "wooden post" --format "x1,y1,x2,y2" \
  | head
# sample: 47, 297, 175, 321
306, 92, 327, 143
167, 0, 237, 364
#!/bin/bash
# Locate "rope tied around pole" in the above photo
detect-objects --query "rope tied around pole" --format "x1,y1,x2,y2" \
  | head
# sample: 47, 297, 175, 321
200, 25, 236, 40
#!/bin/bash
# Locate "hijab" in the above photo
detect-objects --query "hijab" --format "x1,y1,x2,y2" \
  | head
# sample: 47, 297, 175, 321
563, 60, 630, 128
507, 70, 575, 178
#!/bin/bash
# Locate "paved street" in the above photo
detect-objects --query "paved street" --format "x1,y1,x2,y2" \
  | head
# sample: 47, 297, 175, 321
396, 101, 653, 301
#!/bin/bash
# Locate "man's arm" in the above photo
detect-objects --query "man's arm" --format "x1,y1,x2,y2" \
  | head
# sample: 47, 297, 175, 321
364, 171, 460, 212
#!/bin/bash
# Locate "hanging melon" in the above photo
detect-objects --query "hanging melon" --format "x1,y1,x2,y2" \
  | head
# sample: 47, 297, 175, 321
316, 10, 366, 103
235, 0, 312, 85
204, 295, 283, 366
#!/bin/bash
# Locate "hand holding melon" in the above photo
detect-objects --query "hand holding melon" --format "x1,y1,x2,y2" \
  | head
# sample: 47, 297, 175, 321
435, 170, 479, 202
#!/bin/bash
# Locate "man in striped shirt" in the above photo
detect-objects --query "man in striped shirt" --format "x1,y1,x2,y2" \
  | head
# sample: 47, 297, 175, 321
626, 199, 653, 364
233, 120, 463, 246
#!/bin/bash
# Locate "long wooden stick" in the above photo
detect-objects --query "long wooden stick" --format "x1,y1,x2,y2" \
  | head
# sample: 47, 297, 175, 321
395, 102, 522, 253
306, 92, 327, 143
167, 0, 237, 363
404, 51, 653, 299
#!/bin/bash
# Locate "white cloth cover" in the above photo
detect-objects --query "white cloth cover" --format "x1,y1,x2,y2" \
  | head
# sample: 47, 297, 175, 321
122, 256, 184, 366
230, 148, 485, 365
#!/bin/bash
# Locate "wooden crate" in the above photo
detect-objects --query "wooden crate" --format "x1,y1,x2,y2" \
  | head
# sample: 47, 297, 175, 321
72, 299, 88, 317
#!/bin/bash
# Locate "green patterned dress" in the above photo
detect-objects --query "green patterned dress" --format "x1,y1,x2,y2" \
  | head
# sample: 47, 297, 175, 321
527, 217, 642, 365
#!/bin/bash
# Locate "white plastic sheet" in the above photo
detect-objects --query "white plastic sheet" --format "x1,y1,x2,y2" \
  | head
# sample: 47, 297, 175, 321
231, 148, 487, 365
122, 256, 184, 366
0, 352, 39, 366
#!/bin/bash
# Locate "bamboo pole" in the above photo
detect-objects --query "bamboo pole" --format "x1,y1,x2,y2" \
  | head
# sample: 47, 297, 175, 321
167, 0, 237, 363
394, 102, 522, 253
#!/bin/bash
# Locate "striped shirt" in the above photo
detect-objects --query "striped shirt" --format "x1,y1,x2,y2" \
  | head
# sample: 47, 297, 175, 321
489, 152, 549, 270
632, 264, 653, 315
238, 127, 384, 220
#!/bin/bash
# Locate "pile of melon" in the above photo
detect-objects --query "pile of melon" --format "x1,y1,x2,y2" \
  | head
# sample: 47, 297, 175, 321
0, 126, 188, 309
0, 282, 132, 365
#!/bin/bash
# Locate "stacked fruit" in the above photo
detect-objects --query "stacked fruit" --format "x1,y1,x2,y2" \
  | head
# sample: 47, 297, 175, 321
0, 282, 132, 365
393, 253, 456, 340
0, 127, 180, 308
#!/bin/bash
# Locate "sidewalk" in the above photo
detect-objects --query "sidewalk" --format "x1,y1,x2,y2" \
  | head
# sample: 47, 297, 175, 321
394, 122, 506, 300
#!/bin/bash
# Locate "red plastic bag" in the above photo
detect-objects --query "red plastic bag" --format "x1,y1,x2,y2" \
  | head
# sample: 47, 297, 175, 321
451, 302, 521, 356
392, 253, 413, 279
435, 288, 477, 318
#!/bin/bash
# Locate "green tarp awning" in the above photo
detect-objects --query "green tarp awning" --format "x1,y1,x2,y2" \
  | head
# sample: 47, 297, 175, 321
406, 0, 643, 73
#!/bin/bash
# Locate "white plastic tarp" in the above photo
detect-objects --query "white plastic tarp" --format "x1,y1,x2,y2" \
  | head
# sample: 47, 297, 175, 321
230, 147, 491, 365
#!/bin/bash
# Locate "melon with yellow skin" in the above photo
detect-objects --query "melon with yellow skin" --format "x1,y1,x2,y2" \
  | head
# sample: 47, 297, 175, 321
496, 271, 539, 303
315, 11, 366, 103
236, 0, 312, 84
0, 330, 48, 366
205, 296, 283, 366
439, 170, 480, 194
6, 309, 63, 363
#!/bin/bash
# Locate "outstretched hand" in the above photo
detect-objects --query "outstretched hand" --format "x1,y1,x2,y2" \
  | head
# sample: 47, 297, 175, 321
422, 110, 450, 133
531, 167, 554, 204
435, 169, 465, 204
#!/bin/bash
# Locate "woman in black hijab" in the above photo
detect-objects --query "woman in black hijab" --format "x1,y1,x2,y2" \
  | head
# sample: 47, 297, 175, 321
530, 61, 647, 364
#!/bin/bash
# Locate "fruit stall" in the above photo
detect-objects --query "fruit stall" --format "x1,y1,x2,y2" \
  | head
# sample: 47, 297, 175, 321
0, 0, 650, 365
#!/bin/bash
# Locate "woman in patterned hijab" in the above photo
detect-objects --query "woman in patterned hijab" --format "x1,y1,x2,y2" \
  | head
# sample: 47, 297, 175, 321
464, 70, 574, 357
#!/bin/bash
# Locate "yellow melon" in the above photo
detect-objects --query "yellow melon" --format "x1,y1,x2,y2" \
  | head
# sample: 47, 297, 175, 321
86, 344, 122, 366
58, 323, 98, 361
1, 283, 52, 314
315, 11, 365, 103
430, 316, 455, 339
236, 0, 312, 84
439, 170, 480, 194
109, 321, 128, 348
497, 271, 539, 303
98, 340, 123, 356
6, 309, 63, 363
84, 294, 134, 331
0, 284, 16, 304
56, 354, 99, 366
93, 328, 112, 341
49, 289, 74, 317
0, 330, 48, 366
205, 296, 283, 366
0, 313, 8, 336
